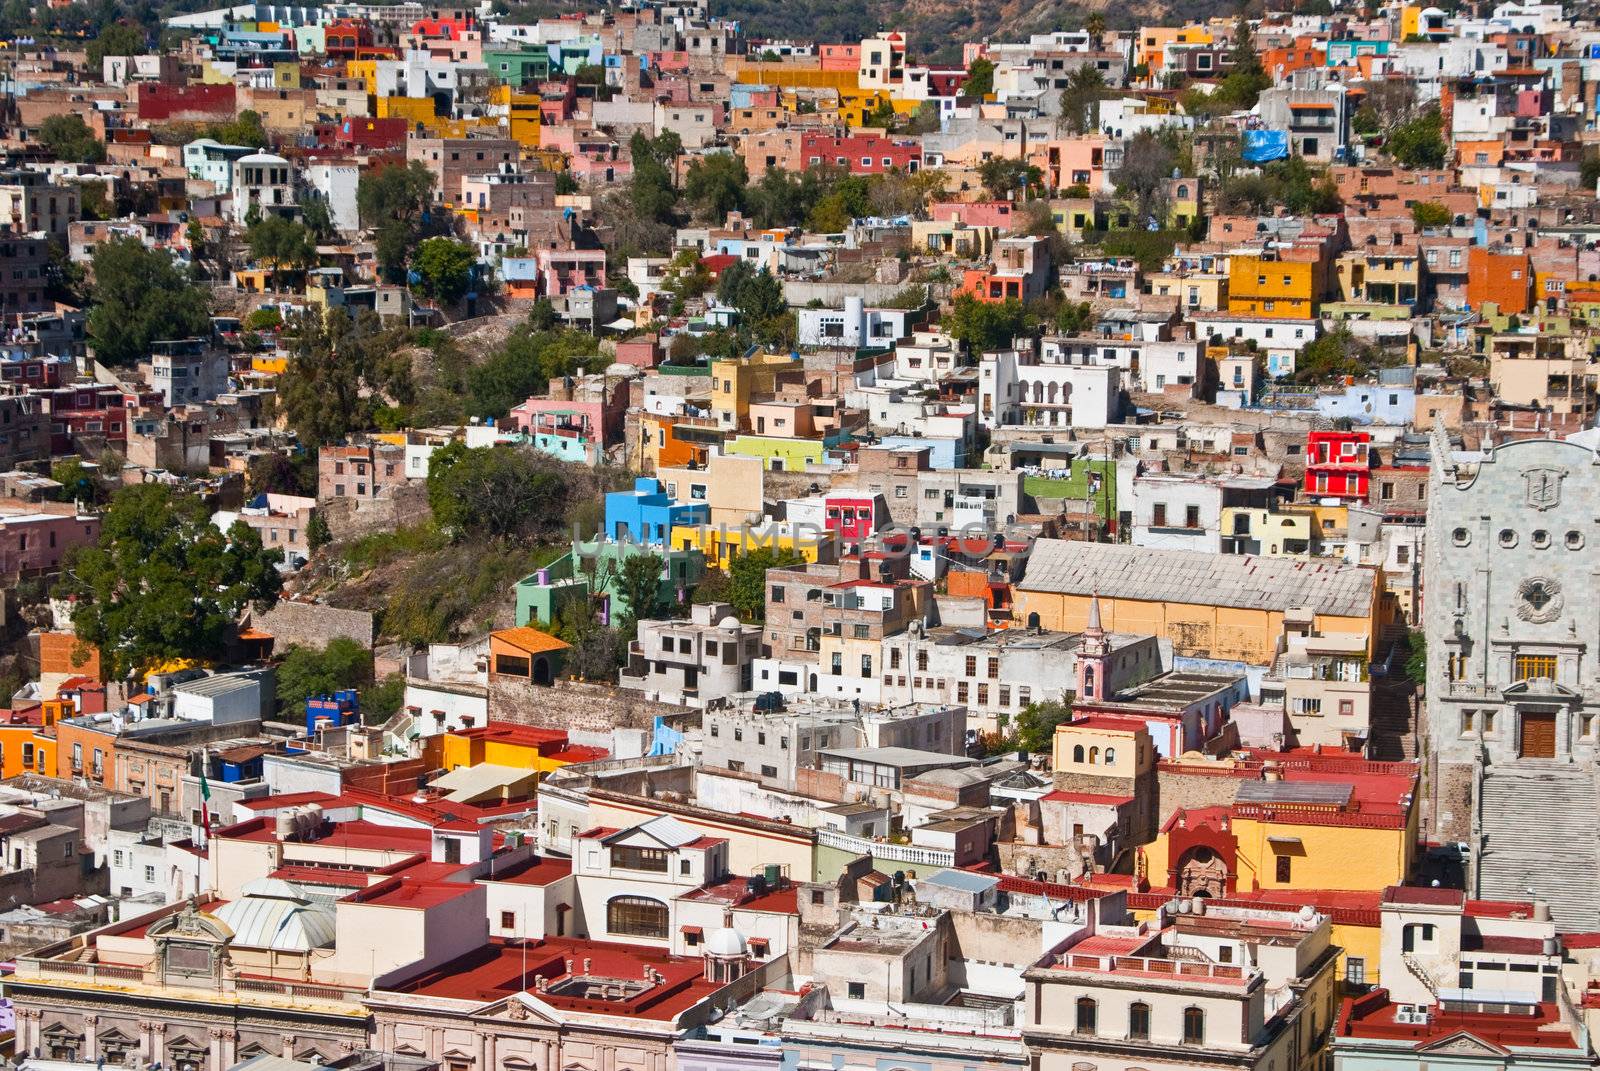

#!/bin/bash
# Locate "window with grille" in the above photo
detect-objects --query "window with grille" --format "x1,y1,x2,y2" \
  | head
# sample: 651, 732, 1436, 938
607, 896, 668, 938
1515, 655, 1557, 681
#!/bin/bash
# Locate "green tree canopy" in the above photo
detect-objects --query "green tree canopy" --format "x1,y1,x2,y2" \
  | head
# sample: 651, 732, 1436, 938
425, 442, 569, 541
978, 157, 1043, 200
947, 294, 1029, 355
684, 153, 749, 221
87, 238, 211, 366
1388, 107, 1448, 169
412, 237, 478, 304
963, 57, 994, 98
1015, 699, 1073, 755
64, 484, 283, 679
275, 637, 373, 716
38, 114, 106, 164
86, 22, 144, 70
246, 215, 316, 274
276, 308, 414, 447
1411, 201, 1451, 228
727, 547, 802, 622
466, 326, 603, 419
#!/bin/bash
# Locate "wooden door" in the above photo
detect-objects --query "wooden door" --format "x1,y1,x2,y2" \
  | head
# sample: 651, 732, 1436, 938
1520, 711, 1557, 759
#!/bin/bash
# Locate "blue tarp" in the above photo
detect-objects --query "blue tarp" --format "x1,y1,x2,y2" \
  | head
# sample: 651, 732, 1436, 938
1242, 130, 1290, 163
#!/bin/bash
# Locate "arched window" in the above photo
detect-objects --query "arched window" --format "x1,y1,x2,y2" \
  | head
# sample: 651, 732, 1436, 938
1104, 746, 1116, 765
607, 895, 668, 938
1088, 746, 1100, 764
1075, 996, 1098, 1034
1128, 1002, 1150, 1040
1183, 1007, 1205, 1045
1073, 744, 1085, 762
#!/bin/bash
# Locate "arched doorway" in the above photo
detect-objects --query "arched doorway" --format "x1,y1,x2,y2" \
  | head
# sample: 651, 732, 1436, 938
1176, 845, 1228, 898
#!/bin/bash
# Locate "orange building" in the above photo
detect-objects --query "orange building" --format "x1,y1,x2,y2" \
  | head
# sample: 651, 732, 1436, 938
52, 711, 116, 786
1262, 39, 1326, 78
637, 411, 715, 473
1468, 247, 1532, 314
0, 707, 59, 778
1227, 254, 1322, 318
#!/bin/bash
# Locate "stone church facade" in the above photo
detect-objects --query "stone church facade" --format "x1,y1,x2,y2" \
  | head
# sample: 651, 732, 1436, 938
1424, 430, 1600, 930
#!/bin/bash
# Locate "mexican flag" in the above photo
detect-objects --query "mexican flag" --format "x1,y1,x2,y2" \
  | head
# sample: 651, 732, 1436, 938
199, 765, 212, 844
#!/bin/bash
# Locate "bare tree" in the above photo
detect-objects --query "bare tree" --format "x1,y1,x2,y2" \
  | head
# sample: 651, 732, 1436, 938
1114, 130, 1176, 225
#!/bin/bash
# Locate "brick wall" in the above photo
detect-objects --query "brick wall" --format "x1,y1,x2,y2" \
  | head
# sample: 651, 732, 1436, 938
487, 676, 687, 733
253, 601, 376, 651
1155, 764, 1249, 827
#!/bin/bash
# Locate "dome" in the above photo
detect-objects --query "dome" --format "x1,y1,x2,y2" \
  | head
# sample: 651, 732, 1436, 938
705, 926, 747, 957
213, 883, 336, 952
238, 151, 289, 165
718, 616, 741, 630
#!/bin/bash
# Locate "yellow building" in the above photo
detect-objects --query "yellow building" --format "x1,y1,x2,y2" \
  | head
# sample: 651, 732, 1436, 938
1335, 249, 1422, 307
670, 521, 832, 570
428, 722, 605, 778
1147, 269, 1228, 311
490, 85, 542, 146
1013, 540, 1385, 666
1228, 254, 1321, 319
1135, 24, 1214, 73
710, 352, 803, 431
658, 454, 765, 529
1136, 754, 1420, 983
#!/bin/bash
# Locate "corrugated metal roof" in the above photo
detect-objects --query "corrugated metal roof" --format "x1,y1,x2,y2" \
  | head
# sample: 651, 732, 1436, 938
1017, 540, 1376, 618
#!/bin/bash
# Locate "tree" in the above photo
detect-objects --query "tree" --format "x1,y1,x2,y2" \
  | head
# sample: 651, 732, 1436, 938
86, 21, 144, 70
87, 238, 211, 366
964, 56, 995, 98
1017, 699, 1073, 756
52, 458, 105, 505
904, 100, 942, 135
683, 153, 748, 221
727, 548, 800, 623
629, 131, 682, 224
306, 510, 332, 552
1055, 301, 1096, 334
1210, 16, 1272, 110
466, 326, 602, 419
1085, 13, 1106, 48
978, 157, 1043, 201
275, 637, 372, 716
616, 552, 665, 624
1293, 327, 1366, 384
37, 114, 105, 164
947, 293, 1029, 355
64, 484, 283, 679
299, 195, 335, 241
426, 442, 568, 541
357, 160, 434, 229
246, 450, 316, 497
276, 308, 413, 447
1403, 630, 1426, 689
1059, 65, 1107, 136
246, 215, 316, 277
1114, 130, 1174, 224
1389, 107, 1448, 169
209, 110, 269, 150
412, 237, 477, 304
1412, 201, 1451, 228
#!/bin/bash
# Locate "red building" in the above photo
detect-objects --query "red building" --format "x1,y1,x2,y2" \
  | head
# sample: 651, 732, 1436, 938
799, 133, 922, 175
1304, 429, 1372, 500
824, 493, 888, 543
134, 83, 236, 123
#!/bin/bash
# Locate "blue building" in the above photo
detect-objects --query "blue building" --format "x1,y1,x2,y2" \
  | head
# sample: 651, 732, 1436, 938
605, 477, 710, 545
306, 690, 361, 735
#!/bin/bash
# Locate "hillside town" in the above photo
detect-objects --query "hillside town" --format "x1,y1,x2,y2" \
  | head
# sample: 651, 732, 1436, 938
1, 0, 1600, 1068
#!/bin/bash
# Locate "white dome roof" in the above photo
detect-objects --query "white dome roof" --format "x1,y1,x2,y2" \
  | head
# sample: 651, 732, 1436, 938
238, 151, 289, 164
718, 616, 741, 630
213, 882, 336, 951
705, 926, 747, 957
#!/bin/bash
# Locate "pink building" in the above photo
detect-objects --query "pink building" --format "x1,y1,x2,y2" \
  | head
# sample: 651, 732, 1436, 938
0, 500, 99, 575
929, 200, 1017, 230
536, 248, 606, 296
819, 43, 861, 71
613, 335, 661, 369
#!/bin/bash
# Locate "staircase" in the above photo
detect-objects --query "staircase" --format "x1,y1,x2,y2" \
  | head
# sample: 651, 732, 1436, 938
1477, 766, 1600, 932
1368, 680, 1418, 761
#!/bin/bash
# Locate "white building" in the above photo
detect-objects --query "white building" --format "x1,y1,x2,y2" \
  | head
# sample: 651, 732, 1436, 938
302, 162, 360, 233
797, 295, 921, 349
230, 152, 298, 225
978, 344, 1123, 429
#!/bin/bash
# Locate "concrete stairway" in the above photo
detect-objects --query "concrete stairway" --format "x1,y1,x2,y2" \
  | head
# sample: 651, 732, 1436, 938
1477, 765, 1600, 932
1367, 681, 1418, 762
